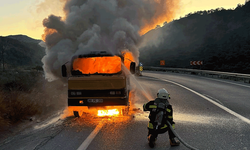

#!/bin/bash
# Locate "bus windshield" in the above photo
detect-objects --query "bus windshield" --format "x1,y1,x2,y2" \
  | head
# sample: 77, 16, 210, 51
72, 56, 122, 75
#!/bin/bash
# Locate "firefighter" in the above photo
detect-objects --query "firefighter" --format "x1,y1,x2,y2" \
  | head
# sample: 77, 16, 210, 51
143, 88, 180, 148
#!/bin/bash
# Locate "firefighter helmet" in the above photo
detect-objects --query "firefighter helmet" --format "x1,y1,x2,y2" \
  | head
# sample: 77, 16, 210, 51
157, 88, 169, 99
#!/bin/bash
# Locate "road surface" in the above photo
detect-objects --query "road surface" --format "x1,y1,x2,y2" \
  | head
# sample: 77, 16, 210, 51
1, 71, 250, 150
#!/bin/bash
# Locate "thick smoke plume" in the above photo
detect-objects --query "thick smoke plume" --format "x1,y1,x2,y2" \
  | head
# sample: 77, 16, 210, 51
41, 0, 179, 81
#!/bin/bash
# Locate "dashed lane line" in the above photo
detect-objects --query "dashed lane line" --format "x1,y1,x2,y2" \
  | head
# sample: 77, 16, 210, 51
77, 121, 104, 150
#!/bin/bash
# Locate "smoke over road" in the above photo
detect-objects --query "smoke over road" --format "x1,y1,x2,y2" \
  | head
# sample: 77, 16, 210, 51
41, 0, 179, 81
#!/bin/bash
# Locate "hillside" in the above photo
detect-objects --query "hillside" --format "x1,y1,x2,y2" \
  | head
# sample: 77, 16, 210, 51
0, 35, 65, 134
139, 1, 250, 74
0, 35, 45, 70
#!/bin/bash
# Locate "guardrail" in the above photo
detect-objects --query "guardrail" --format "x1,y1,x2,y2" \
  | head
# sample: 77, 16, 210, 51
143, 66, 250, 84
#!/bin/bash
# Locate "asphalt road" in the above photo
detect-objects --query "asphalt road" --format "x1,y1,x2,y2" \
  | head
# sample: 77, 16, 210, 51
1, 71, 250, 150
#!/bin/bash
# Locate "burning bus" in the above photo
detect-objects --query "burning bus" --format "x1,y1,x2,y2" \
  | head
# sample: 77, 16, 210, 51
61, 51, 136, 117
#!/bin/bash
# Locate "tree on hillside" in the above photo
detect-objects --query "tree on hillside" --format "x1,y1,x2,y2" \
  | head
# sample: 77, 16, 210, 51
139, 1, 250, 73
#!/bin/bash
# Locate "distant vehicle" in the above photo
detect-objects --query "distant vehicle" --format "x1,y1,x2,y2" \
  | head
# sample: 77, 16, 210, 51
136, 62, 143, 76
61, 51, 136, 117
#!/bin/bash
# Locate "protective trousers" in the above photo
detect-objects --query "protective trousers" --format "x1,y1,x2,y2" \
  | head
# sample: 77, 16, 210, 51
148, 126, 175, 140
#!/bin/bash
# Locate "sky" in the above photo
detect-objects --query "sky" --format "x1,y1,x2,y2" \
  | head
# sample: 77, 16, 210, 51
0, 0, 247, 40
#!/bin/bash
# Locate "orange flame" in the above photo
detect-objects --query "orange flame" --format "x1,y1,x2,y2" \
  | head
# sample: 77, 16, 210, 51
122, 51, 135, 70
139, 0, 180, 35
73, 56, 122, 74
97, 109, 120, 117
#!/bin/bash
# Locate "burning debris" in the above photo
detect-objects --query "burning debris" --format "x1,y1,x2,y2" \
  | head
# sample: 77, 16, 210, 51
97, 109, 120, 117
41, 0, 180, 81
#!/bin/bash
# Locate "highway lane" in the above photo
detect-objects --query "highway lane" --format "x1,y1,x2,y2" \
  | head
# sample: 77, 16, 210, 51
144, 71, 250, 120
0, 71, 250, 150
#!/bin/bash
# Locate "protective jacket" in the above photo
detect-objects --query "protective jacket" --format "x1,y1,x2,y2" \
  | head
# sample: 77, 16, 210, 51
143, 98, 175, 130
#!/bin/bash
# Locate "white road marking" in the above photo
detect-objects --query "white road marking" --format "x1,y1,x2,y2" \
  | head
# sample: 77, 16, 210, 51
202, 77, 250, 88
77, 121, 104, 150
160, 78, 250, 125
202, 94, 224, 106
147, 71, 250, 88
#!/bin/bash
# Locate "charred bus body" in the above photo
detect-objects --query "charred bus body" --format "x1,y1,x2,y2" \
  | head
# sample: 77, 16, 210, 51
62, 51, 136, 117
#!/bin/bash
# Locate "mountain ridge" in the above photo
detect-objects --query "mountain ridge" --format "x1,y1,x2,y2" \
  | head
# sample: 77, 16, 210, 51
139, 1, 250, 74
0, 35, 45, 70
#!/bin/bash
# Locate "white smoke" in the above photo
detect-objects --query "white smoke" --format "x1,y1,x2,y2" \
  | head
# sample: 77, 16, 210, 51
41, 0, 178, 81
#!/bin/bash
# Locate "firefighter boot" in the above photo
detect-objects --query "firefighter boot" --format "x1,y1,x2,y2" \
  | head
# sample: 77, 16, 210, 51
170, 138, 180, 146
148, 134, 156, 148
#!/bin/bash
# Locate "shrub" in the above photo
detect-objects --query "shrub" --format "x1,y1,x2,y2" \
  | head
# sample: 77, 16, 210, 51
0, 93, 9, 130
4, 91, 41, 122
0, 69, 67, 130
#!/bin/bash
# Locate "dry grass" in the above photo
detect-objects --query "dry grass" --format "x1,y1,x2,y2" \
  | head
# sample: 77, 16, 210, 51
6, 91, 41, 121
0, 70, 67, 130
0, 91, 41, 130
0, 94, 9, 129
